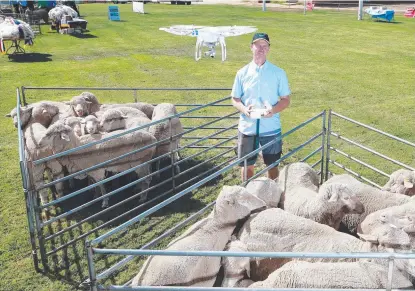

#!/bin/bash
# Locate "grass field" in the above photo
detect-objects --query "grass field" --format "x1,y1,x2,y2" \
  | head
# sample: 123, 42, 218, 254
0, 3, 414, 291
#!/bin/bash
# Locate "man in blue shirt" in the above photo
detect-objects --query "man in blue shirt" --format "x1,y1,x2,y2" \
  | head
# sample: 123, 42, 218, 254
231, 32, 291, 181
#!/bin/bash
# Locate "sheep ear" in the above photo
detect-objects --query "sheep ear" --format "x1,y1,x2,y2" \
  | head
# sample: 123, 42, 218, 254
5, 113, 11, 117
328, 191, 339, 202
60, 132, 70, 141
404, 179, 414, 189
122, 115, 128, 119
86, 101, 92, 105
357, 233, 378, 243
64, 101, 72, 105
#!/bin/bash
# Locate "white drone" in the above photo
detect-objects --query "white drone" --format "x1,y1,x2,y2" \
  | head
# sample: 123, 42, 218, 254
159, 25, 257, 62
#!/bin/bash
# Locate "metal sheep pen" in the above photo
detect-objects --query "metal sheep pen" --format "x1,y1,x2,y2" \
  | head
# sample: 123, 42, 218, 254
83, 111, 415, 290
17, 87, 240, 280
14, 87, 415, 290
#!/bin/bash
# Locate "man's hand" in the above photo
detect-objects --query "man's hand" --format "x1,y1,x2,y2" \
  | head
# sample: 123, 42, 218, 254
262, 108, 273, 118
243, 104, 254, 117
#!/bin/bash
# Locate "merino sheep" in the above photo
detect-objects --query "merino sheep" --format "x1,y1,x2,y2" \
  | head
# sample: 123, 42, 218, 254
282, 183, 364, 230
245, 177, 282, 208
64, 116, 82, 137
131, 186, 266, 287
100, 102, 154, 119
277, 162, 320, 195
248, 260, 413, 289
6, 102, 70, 205
238, 208, 412, 281
38, 121, 157, 207
149, 103, 184, 175
65, 93, 100, 117
383, 169, 415, 196
221, 239, 254, 288
23, 121, 65, 205
98, 107, 151, 133
324, 174, 412, 235
5, 106, 33, 128
6, 101, 69, 129
82, 115, 100, 134
359, 201, 415, 247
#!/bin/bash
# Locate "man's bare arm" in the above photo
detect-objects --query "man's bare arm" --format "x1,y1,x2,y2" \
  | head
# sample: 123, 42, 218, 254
262, 95, 290, 118
232, 97, 253, 117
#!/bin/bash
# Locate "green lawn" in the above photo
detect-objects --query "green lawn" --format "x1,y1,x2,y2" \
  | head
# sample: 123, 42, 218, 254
0, 3, 414, 291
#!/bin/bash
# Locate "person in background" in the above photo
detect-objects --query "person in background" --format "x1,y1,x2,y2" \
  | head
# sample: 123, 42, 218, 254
231, 32, 291, 182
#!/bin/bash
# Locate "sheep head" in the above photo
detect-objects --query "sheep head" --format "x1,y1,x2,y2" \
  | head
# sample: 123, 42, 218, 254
99, 109, 127, 132
31, 102, 60, 128
65, 95, 92, 117
5, 106, 33, 128
361, 204, 415, 239
245, 177, 282, 208
214, 186, 266, 224
382, 169, 415, 196
358, 223, 411, 249
221, 239, 251, 288
82, 115, 100, 134
319, 183, 364, 214
64, 116, 82, 137
38, 121, 75, 153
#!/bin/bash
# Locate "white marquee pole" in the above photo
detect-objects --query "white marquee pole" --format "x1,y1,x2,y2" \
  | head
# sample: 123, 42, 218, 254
358, 0, 364, 20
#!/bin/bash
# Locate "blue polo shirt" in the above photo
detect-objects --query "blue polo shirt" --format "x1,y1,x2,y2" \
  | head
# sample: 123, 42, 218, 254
231, 60, 291, 136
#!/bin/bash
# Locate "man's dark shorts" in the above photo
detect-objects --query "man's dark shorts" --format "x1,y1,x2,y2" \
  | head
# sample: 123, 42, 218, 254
237, 131, 282, 167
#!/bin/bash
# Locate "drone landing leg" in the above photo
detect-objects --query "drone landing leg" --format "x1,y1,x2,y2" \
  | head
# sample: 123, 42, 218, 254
219, 37, 226, 62
195, 38, 202, 61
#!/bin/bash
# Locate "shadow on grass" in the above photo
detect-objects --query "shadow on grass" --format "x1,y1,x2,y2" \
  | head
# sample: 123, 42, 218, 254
37, 156, 224, 285
35, 153, 236, 288
7, 53, 52, 62
71, 33, 97, 39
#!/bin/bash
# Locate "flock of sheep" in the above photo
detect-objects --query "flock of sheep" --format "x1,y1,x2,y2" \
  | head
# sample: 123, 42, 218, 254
6, 92, 183, 208
131, 162, 415, 289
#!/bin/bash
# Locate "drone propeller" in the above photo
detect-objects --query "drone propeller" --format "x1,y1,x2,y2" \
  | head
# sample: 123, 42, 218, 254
159, 25, 257, 38
159, 25, 206, 37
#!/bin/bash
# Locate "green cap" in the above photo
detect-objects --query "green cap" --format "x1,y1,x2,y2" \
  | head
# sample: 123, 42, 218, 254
252, 32, 270, 45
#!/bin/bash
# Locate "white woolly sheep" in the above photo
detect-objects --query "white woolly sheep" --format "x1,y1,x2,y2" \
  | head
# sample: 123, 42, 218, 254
23, 121, 65, 205
282, 183, 364, 230
6, 101, 69, 129
277, 162, 320, 195
149, 103, 184, 175
5, 106, 33, 128
97, 107, 151, 133
221, 238, 253, 288
382, 169, 415, 196
359, 201, 415, 248
324, 174, 412, 235
245, 177, 282, 208
248, 260, 413, 289
64, 116, 82, 137
100, 102, 154, 119
82, 115, 100, 134
131, 186, 266, 287
238, 208, 412, 281
65, 93, 100, 117
38, 121, 157, 207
